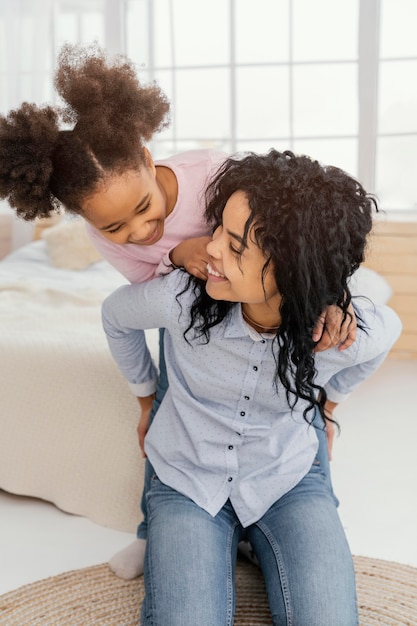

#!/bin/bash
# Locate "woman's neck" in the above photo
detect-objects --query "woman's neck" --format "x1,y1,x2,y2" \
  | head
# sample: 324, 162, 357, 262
156, 165, 178, 217
241, 304, 281, 334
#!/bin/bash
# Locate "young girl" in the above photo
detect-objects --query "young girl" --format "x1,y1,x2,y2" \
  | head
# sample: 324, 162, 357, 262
0, 44, 356, 580
102, 149, 401, 626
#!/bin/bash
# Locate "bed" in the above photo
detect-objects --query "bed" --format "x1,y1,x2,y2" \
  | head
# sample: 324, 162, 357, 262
0, 220, 159, 533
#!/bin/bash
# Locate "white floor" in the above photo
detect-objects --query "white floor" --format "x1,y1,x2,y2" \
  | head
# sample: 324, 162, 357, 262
1, 358, 416, 597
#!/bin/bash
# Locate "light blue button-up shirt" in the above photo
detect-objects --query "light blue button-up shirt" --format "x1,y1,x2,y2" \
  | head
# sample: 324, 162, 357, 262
102, 270, 402, 527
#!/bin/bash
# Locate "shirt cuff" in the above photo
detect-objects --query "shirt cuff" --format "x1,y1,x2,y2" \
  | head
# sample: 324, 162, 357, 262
128, 378, 158, 397
155, 251, 176, 276
323, 382, 351, 404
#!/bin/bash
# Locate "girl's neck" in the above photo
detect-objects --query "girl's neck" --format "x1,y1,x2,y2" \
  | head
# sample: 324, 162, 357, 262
156, 165, 178, 217
241, 304, 281, 334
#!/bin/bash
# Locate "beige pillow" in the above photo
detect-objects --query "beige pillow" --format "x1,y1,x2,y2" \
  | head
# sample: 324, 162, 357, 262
42, 219, 102, 270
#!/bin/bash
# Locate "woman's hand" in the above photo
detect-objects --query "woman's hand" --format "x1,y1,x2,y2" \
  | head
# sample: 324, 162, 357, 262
313, 302, 357, 352
136, 394, 156, 457
170, 236, 212, 280
323, 400, 338, 461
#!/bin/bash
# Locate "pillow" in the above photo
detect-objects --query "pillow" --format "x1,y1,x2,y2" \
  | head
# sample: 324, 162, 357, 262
349, 266, 393, 305
42, 219, 102, 270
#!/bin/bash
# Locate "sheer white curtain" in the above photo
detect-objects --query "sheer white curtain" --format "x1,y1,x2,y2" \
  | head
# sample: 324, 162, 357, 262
1, 0, 53, 111
0, 0, 123, 249
127, 0, 417, 215
0, 0, 55, 247
1, 0, 416, 253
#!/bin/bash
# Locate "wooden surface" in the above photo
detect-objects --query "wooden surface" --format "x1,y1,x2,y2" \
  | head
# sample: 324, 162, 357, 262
0, 211, 12, 260
365, 218, 417, 359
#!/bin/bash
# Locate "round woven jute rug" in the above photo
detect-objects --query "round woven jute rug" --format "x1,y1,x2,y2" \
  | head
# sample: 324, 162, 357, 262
0, 555, 416, 625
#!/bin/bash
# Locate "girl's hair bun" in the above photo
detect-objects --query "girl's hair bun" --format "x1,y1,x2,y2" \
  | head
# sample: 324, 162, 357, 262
0, 103, 62, 219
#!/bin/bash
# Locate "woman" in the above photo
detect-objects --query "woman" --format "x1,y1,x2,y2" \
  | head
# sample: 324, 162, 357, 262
0, 44, 356, 580
102, 149, 402, 624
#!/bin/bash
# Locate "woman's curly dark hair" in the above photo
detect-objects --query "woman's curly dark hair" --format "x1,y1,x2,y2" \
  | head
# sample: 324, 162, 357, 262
184, 149, 378, 424
0, 43, 170, 220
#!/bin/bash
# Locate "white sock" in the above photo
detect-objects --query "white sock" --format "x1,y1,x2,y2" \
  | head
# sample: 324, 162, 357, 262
108, 538, 146, 580
238, 540, 260, 567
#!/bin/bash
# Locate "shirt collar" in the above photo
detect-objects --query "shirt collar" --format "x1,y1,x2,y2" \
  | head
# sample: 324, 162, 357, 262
223, 305, 275, 342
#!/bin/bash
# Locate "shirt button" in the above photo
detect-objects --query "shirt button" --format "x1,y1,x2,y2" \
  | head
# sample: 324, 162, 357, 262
244, 395, 250, 400
228, 477, 233, 482
240, 411, 245, 417
228, 445, 234, 450
261, 339, 266, 344
253, 366, 258, 371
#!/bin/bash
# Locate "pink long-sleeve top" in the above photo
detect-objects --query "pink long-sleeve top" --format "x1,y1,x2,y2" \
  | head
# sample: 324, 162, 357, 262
86, 149, 227, 283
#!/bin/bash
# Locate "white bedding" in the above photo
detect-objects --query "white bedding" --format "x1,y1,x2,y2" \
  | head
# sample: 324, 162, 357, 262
0, 239, 127, 298
0, 241, 158, 533
0, 241, 130, 341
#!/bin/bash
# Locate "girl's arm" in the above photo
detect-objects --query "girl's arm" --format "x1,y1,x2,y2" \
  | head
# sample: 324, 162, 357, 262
320, 305, 401, 459
102, 283, 164, 396
169, 236, 212, 280
101, 271, 184, 395
323, 305, 402, 403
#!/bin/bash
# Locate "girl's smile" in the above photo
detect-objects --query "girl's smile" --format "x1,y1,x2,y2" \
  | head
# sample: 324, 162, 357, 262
81, 149, 178, 247
133, 221, 161, 246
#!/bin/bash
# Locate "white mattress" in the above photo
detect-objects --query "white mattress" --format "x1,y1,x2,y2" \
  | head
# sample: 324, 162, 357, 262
0, 241, 158, 533
0, 238, 128, 297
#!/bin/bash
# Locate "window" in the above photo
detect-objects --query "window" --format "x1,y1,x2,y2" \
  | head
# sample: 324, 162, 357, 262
0, 0, 108, 111
1, 0, 416, 213
125, 0, 417, 213
376, 0, 417, 210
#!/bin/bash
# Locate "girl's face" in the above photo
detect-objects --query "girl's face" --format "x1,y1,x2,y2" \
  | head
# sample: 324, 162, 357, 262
81, 151, 171, 246
206, 190, 281, 325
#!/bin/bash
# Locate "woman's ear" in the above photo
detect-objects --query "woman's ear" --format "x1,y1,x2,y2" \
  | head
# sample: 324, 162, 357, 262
143, 147, 156, 176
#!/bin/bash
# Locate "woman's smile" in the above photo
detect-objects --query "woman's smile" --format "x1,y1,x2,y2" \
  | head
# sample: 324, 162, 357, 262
205, 191, 281, 323
206, 262, 227, 281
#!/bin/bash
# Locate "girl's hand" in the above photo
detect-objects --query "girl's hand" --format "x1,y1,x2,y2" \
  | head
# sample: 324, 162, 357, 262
170, 236, 212, 280
313, 302, 357, 352
136, 394, 156, 457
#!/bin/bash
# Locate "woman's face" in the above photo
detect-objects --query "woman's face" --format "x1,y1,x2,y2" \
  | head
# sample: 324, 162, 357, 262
81, 154, 169, 246
206, 190, 281, 321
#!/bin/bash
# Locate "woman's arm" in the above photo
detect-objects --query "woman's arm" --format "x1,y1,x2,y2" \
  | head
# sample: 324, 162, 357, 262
137, 394, 156, 457
323, 400, 338, 461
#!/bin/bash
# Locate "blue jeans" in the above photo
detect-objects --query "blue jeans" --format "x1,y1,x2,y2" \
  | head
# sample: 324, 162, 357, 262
137, 329, 336, 539
141, 463, 358, 625
137, 329, 168, 539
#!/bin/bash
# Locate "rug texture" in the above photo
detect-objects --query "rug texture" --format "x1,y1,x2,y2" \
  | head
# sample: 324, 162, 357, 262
0, 555, 416, 625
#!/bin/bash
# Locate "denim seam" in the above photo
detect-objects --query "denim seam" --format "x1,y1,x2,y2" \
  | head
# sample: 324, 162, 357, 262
226, 520, 241, 626
143, 477, 161, 625
256, 520, 293, 626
